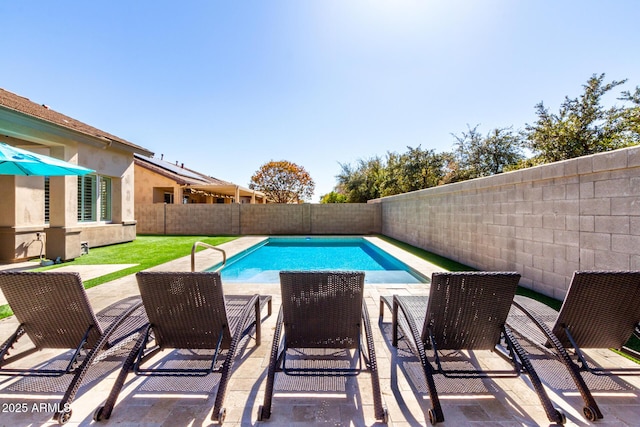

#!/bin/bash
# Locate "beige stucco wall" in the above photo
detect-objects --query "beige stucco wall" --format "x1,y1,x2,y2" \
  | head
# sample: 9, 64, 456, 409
0, 141, 139, 262
78, 144, 136, 223
0, 176, 16, 227
134, 163, 237, 205
0, 174, 46, 260
372, 145, 640, 300
134, 163, 180, 205
80, 223, 136, 248
0, 168, 49, 260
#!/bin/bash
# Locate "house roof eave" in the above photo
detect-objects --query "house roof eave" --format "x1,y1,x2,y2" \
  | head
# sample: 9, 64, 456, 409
0, 89, 153, 156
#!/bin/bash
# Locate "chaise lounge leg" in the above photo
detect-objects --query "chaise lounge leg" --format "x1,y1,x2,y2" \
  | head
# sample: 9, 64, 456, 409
392, 296, 443, 424
509, 301, 603, 421
362, 303, 388, 423
503, 326, 566, 425
94, 327, 149, 422
211, 295, 262, 423
258, 308, 284, 421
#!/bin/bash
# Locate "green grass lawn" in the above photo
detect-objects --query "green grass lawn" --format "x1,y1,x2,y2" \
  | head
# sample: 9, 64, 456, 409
0, 235, 236, 319
378, 236, 476, 272
41, 234, 237, 288
1, 233, 638, 360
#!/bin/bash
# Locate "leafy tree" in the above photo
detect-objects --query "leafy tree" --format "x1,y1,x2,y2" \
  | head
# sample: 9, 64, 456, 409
383, 146, 446, 195
319, 191, 348, 203
452, 125, 523, 179
331, 74, 640, 200
335, 147, 448, 202
524, 73, 632, 163
619, 86, 640, 143
249, 160, 315, 203
336, 157, 386, 202
438, 151, 462, 184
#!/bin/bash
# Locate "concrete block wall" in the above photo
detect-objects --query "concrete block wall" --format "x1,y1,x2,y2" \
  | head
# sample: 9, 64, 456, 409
239, 204, 309, 235
133, 204, 166, 235
134, 203, 381, 236
135, 204, 236, 235
310, 204, 381, 234
166, 204, 235, 235
373, 146, 640, 300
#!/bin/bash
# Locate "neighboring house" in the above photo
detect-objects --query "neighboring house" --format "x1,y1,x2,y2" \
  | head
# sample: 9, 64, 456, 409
134, 154, 266, 205
0, 88, 153, 263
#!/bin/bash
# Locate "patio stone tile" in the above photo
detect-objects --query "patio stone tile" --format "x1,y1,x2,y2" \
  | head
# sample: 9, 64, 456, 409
458, 404, 491, 421
291, 402, 342, 422
1, 237, 640, 426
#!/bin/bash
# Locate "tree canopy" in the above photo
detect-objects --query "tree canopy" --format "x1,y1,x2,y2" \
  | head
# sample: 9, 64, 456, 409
332, 73, 639, 202
524, 73, 635, 163
384, 147, 447, 195
619, 86, 640, 144
336, 157, 386, 203
249, 160, 315, 203
452, 125, 523, 181
319, 191, 348, 204
334, 146, 448, 202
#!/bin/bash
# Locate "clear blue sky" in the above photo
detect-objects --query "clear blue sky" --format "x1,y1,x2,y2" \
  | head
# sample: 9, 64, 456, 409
2, 1, 639, 201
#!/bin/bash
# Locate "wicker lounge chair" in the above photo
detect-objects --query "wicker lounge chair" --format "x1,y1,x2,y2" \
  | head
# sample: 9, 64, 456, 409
380, 271, 566, 425
258, 271, 388, 423
0, 271, 145, 425
507, 270, 640, 422
93, 271, 272, 424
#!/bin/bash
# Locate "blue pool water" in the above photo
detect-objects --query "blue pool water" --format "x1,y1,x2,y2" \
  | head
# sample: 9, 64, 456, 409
212, 237, 427, 283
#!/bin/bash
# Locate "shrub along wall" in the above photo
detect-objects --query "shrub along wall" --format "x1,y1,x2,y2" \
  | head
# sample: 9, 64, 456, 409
371, 145, 640, 300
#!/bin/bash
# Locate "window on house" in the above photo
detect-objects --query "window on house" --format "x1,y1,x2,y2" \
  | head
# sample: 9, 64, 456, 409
99, 177, 112, 221
78, 175, 112, 222
44, 176, 50, 223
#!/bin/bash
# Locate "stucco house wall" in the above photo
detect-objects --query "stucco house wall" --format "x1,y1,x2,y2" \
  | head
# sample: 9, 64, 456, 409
0, 89, 152, 262
134, 162, 180, 205
134, 154, 265, 205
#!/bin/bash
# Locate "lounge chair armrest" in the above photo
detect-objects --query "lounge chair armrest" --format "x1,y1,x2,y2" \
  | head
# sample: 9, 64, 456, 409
509, 298, 559, 346
101, 298, 147, 349
361, 302, 376, 362
509, 297, 582, 369
392, 295, 427, 352
238, 294, 262, 343
267, 308, 286, 376
252, 295, 262, 345
361, 301, 388, 422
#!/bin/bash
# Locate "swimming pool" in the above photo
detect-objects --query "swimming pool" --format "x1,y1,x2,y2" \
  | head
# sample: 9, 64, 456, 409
211, 237, 427, 284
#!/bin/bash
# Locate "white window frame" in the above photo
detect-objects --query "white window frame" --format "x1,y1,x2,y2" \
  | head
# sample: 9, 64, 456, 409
78, 175, 112, 223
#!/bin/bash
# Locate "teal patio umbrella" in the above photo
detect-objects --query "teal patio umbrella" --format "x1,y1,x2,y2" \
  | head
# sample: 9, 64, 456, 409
0, 142, 94, 176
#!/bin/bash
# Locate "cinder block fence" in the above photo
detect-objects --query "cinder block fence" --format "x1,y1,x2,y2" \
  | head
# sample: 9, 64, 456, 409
372, 145, 640, 300
135, 203, 381, 236
135, 145, 640, 300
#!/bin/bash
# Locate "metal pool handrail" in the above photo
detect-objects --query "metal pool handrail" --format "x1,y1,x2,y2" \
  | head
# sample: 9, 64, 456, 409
191, 242, 227, 272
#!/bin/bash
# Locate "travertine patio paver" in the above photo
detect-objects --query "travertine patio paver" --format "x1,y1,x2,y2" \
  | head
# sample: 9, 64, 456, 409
1, 236, 638, 426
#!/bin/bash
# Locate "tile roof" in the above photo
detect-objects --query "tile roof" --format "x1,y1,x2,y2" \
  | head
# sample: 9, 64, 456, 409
134, 153, 232, 186
0, 88, 151, 155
